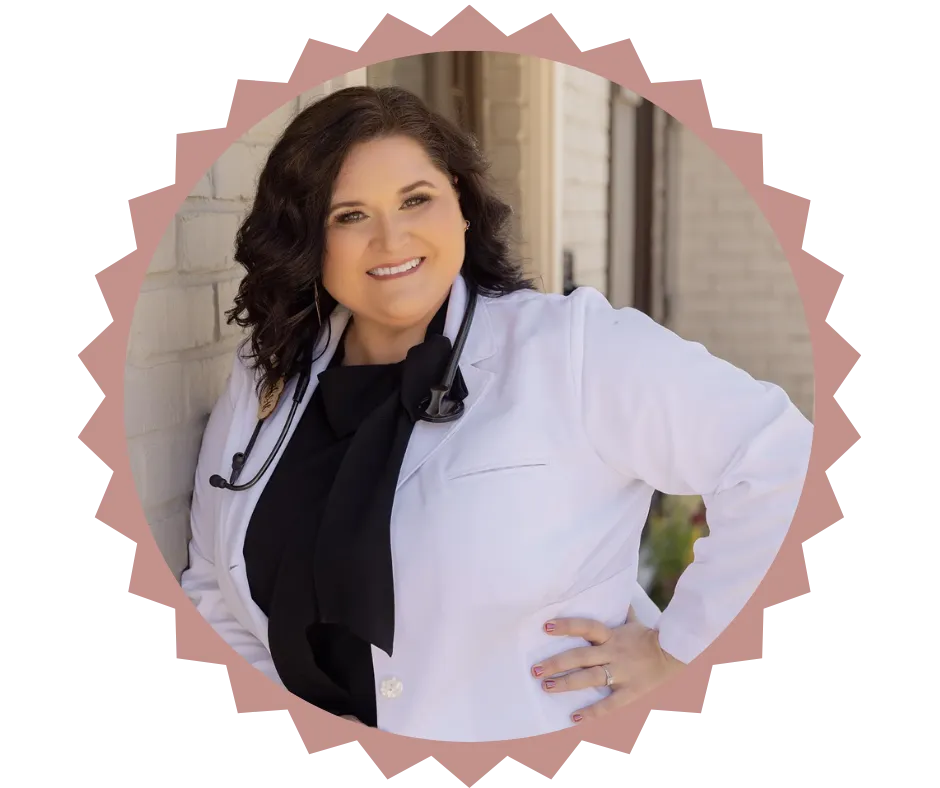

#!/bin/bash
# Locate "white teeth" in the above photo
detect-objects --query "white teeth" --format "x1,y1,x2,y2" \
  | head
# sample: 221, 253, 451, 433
368, 257, 422, 277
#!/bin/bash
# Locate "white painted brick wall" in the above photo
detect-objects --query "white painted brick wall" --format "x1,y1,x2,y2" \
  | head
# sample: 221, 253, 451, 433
126, 70, 367, 580
666, 126, 815, 417
212, 142, 272, 201
560, 65, 610, 294
178, 212, 241, 272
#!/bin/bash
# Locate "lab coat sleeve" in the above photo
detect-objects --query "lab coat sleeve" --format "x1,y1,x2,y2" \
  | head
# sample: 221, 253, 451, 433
179, 351, 283, 688
629, 582, 663, 630
570, 287, 813, 665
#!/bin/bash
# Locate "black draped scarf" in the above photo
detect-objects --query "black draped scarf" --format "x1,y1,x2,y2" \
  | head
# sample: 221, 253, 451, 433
243, 293, 467, 725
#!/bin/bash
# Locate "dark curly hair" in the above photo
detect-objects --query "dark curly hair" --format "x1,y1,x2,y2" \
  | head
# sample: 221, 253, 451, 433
227, 84, 536, 398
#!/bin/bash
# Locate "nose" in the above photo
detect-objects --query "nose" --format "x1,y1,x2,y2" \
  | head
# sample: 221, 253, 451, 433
372, 212, 410, 252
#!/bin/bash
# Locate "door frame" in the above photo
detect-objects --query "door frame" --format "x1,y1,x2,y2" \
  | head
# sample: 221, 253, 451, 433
411, 53, 562, 295
520, 57, 562, 293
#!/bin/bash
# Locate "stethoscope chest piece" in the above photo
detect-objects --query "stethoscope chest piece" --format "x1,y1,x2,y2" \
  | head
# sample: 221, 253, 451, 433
420, 384, 465, 424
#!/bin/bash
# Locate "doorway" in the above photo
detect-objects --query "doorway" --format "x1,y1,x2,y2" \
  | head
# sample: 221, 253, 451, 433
424, 52, 483, 137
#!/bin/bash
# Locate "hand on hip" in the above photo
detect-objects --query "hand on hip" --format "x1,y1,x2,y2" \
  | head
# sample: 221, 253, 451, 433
530, 608, 684, 724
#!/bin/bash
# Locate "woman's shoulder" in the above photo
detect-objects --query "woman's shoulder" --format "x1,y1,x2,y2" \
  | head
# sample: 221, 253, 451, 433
482, 285, 660, 340
482, 285, 710, 382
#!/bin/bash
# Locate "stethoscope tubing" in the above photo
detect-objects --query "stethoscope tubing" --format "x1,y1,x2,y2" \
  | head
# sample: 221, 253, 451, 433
210, 287, 476, 492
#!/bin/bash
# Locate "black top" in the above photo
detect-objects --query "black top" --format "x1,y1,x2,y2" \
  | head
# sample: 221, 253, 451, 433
243, 295, 466, 725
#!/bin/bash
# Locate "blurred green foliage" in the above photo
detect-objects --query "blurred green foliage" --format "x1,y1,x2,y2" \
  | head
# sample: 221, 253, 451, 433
641, 495, 709, 611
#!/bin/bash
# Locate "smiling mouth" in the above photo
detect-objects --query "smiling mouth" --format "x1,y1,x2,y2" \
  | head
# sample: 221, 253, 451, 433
367, 257, 425, 279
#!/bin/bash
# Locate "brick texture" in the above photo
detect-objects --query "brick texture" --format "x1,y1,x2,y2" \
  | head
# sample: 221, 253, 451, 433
665, 125, 815, 417
560, 65, 610, 295
126, 72, 367, 580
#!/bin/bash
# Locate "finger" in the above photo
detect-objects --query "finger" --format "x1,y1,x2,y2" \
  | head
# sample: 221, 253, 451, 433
625, 605, 638, 623
570, 690, 633, 723
544, 617, 612, 645
532, 644, 605, 678
541, 666, 610, 693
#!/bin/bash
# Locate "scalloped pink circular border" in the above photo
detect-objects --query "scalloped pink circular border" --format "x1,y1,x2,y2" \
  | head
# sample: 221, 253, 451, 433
79, 8, 859, 786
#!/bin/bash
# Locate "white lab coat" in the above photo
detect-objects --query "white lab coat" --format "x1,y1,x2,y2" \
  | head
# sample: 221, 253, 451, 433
181, 274, 813, 742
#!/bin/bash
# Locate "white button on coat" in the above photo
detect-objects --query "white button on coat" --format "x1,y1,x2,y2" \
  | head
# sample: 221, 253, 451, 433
380, 677, 403, 700
181, 274, 814, 743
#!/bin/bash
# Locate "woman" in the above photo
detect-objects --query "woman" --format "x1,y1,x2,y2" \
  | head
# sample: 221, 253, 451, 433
180, 85, 813, 743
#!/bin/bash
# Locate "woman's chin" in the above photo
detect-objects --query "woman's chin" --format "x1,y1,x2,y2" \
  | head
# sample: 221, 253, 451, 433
370, 285, 451, 327
381, 304, 439, 330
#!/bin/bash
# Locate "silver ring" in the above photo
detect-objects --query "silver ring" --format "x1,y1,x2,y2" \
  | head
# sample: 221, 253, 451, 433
602, 664, 614, 687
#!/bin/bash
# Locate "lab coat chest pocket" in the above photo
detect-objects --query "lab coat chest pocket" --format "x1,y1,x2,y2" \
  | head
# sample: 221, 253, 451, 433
440, 449, 558, 525
438, 407, 557, 487
431, 435, 581, 607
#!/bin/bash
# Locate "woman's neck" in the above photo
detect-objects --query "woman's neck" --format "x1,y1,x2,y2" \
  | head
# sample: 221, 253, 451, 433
342, 297, 447, 366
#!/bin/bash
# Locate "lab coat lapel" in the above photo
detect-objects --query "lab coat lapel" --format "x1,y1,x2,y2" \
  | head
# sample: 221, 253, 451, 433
218, 306, 351, 574
396, 276, 497, 491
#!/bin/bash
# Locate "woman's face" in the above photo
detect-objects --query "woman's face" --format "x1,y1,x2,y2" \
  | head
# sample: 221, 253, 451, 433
321, 134, 467, 329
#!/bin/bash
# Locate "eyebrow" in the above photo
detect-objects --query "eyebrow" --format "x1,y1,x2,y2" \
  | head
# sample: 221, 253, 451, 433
329, 180, 437, 211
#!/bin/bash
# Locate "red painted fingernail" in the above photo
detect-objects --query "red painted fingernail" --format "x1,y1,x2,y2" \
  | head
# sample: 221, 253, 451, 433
532, 665, 544, 677
544, 622, 556, 632
543, 680, 556, 690
572, 714, 583, 723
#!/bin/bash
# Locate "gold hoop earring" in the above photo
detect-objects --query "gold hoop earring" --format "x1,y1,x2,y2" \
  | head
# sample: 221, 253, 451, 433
313, 280, 323, 325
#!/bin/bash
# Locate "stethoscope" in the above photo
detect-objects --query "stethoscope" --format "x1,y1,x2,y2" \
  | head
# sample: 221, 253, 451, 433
209, 287, 478, 492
